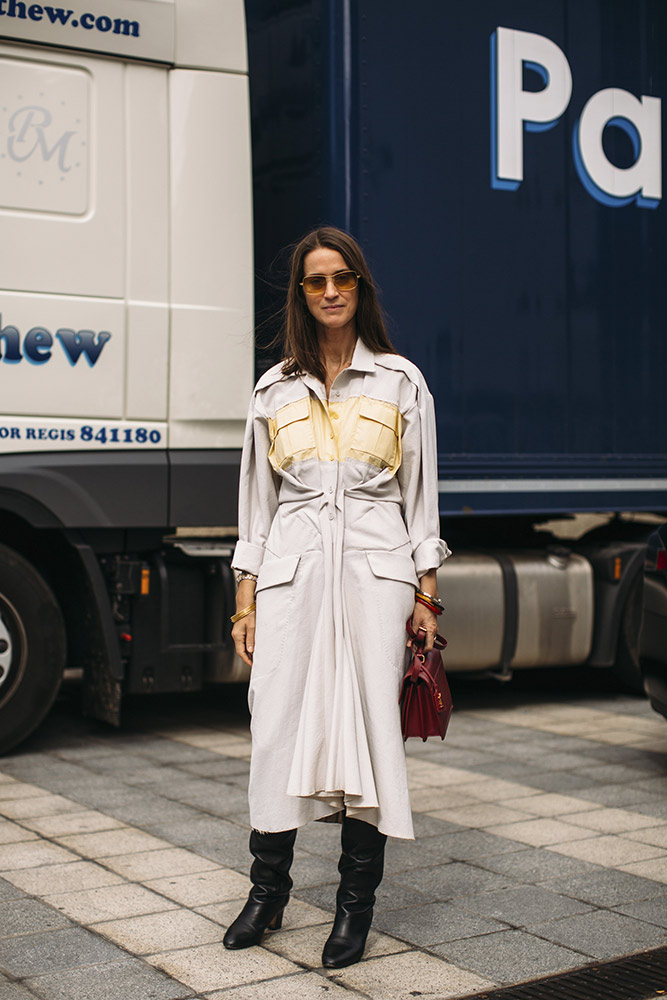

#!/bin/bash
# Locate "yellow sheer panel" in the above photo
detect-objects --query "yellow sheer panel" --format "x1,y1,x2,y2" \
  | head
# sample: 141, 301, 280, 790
348, 396, 402, 473
268, 395, 401, 473
268, 396, 317, 470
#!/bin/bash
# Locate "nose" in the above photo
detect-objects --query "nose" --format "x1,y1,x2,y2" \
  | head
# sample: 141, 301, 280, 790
323, 276, 340, 298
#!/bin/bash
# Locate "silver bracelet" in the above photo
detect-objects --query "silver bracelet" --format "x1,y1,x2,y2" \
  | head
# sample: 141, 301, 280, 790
235, 570, 258, 584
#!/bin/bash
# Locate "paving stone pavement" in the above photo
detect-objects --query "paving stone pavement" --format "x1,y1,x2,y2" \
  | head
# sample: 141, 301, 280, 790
1, 676, 667, 1000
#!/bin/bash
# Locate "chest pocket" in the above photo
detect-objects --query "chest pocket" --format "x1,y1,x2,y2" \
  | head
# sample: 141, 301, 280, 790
349, 396, 402, 473
269, 396, 317, 471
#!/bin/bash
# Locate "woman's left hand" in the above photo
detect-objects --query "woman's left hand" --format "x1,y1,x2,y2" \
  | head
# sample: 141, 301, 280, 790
410, 602, 439, 653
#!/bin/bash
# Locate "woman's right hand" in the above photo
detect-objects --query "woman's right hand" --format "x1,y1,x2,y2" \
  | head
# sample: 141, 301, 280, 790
232, 579, 257, 667
232, 613, 255, 666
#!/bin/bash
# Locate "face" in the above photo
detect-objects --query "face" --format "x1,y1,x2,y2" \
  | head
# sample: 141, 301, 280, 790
301, 247, 359, 335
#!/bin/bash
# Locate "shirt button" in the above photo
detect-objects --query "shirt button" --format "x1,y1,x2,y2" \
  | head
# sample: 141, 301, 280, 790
329, 486, 334, 493
330, 411, 339, 419
329, 455, 335, 461
330, 432, 334, 439
334, 391, 340, 397
329, 512, 334, 520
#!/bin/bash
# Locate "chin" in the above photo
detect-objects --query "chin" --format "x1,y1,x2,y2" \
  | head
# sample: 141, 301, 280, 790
320, 314, 349, 327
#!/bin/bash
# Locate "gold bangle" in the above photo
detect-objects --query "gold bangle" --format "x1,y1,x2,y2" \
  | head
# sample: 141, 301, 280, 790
230, 602, 256, 623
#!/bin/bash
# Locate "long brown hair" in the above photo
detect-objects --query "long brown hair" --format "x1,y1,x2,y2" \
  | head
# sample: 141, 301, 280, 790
280, 227, 396, 382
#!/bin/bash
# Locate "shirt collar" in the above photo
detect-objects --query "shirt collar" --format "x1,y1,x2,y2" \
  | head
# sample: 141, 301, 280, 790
300, 338, 377, 398
347, 337, 377, 373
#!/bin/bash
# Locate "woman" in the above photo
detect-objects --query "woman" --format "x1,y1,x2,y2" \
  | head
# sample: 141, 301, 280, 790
226, 227, 450, 968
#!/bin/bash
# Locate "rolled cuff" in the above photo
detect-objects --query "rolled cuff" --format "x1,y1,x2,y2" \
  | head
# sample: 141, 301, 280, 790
231, 540, 266, 576
413, 538, 452, 579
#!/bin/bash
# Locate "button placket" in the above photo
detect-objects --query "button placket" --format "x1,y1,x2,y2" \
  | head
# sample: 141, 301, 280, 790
321, 453, 339, 521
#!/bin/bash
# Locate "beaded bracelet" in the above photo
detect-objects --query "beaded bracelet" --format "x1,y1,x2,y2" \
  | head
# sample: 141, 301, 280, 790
235, 570, 258, 584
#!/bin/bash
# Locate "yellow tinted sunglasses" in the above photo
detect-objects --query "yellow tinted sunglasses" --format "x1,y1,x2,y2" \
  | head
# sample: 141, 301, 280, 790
300, 270, 360, 295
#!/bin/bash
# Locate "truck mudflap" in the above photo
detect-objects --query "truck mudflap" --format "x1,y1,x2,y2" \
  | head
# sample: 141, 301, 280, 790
639, 525, 667, 720
66, 535, 123, 727
583, 544, 646, 669
642, 659, 667, 721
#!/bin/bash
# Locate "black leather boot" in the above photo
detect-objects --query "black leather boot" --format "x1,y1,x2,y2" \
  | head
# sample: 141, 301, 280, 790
322, 817, 387, 968
223, 828, 297, 949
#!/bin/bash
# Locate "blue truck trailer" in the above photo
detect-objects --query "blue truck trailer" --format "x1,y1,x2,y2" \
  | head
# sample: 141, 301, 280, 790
247, 0, 667, 698
1, 0, 666, 753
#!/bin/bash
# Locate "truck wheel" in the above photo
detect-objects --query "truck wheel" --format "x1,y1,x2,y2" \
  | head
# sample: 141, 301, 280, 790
612, 574, 646, 695
0, 544, 66, 754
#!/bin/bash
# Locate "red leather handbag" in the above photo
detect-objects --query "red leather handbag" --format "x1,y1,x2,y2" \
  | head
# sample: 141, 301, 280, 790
400, 619, 453, 741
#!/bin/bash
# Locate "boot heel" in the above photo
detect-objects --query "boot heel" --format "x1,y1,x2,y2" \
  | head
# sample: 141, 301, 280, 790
268, 907, 284, 931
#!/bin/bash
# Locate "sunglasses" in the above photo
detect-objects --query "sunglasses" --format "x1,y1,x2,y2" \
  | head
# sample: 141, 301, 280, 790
300, 270, 360, 295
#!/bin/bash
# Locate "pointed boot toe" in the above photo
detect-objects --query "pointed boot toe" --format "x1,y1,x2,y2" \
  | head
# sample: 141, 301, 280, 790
223, 899, 284, 950
321, 912, 372, 968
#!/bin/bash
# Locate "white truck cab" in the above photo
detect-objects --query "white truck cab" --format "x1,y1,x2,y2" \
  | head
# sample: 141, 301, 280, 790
0, 0, 254, 751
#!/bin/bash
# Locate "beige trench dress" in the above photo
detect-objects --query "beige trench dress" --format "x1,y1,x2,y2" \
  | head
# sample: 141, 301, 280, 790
232, 339, 450, 839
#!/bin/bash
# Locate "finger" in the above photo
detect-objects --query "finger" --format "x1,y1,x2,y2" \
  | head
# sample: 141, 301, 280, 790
416, 625, 428, 651
232, 621, 252, 667
246, 621, 255, 655
236, 640, 253, 668
414, 619, 437, 654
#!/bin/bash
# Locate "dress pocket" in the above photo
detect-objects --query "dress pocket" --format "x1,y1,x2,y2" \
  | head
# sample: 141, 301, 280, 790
269, 397, 316, 470
366, 549, 419, 587
252, 554, 301, 682
256, 553, 301, 592
349, 396, 401, 471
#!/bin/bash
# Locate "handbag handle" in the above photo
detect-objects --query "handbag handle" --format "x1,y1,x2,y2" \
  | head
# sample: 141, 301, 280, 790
405, 617, 447, 649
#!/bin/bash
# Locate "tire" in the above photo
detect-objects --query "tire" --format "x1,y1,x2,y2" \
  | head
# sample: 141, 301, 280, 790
611, 573, 646, 695
0, 544, 67, 754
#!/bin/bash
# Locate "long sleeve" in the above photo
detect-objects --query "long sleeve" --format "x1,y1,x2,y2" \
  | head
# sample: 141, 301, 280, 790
231, 392, 280, 575
397, 376, 451, 578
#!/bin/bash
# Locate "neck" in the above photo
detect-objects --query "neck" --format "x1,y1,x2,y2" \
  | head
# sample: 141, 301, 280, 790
318, 325, 358, 369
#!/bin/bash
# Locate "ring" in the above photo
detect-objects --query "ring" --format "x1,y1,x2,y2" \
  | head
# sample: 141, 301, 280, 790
417, 626, 427, 632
